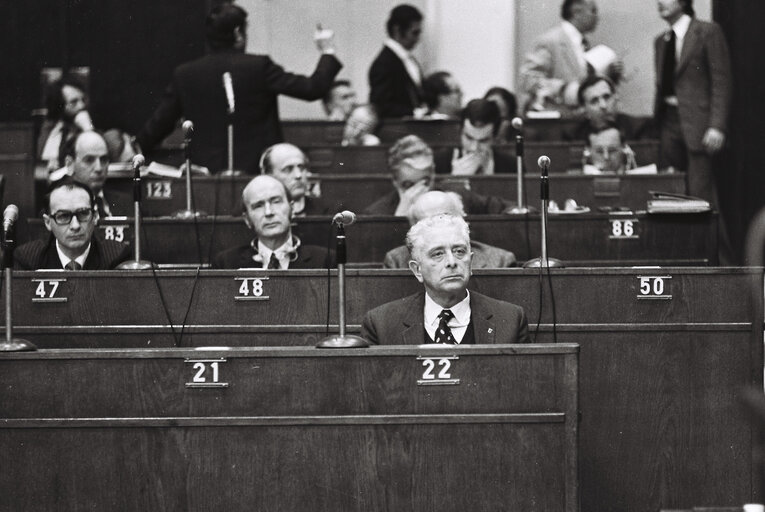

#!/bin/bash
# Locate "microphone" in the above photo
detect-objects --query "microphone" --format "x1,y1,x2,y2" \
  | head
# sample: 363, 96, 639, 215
511, 117, 524, 131
538, 156, 550, 202
132, 154, 146, 171
3, 204, 18, 237
182, 120, 194, 139
332, 210, 356, 226
537, 155, 550, 174
223, 72, 235, 114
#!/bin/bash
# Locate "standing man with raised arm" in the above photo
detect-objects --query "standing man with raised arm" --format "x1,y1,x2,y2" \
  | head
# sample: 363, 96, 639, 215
368, 4, 426, 118
137, 3, 342, 174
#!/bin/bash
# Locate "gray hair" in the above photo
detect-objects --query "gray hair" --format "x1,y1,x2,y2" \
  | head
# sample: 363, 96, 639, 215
406, 214, 471, 259
407, 190, 465, 225
387, 134, 433, 177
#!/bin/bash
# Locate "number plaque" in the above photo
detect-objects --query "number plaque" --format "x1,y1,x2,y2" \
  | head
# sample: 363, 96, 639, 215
32, 278, 67, 303
185, 358, 228, 388
234, 277, 270, 301
417, 356, 459, 386
637, 275, 672, 300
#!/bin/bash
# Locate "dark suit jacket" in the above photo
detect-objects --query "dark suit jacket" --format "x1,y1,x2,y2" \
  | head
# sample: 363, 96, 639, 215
14, 236, 131, 270
362, 184, 510, 216
433, 147, 517, 174
562, 114, 656, 143
138, 51, 342, 174
383, 240, 516, 269
368, 46, 423, 118
212, 243, 334, 269
298, 195, 334, 217
361, 290, 530, 345
654, 18, 731, 151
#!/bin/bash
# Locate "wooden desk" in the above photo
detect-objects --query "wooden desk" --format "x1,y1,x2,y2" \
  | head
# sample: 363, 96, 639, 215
1, 267, 761, 512
25, 212, 718, 266
94, 172, 685, 218
0, 345, 579, 512
282, 119, 462, 146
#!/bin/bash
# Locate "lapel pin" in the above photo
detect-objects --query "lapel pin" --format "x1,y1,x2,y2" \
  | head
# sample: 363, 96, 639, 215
487, 328, 494, 334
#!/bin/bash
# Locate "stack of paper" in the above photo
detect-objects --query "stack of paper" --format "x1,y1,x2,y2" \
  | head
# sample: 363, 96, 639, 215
647, 191, 711, 213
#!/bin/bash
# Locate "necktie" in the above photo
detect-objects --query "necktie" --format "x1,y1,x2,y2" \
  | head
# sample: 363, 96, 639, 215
65, 261, 82, 271
267, 253, 280, 269
434, 309, 457, 344
661, 30, 676, 97
581, 36, 591, 52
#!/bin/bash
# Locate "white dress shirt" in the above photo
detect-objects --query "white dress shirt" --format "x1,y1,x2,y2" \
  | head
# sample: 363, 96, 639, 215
56, 240, 91, 269
424, 291, 471, 344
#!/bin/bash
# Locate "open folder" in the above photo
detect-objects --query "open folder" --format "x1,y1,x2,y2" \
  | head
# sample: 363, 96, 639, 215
646, 191, 711, 213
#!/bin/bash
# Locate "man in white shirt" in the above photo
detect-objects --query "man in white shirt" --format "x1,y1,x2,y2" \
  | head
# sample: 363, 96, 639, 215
361, 214, 529, 345
368, 4, 426, 118
520, 0, 608, 115
212, 175, 333, 269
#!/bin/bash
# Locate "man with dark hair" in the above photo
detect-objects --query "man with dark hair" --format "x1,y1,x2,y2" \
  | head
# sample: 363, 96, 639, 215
38, 78, 95, 173
14, 179, 130, 270
519, 0, 620, 115
654, 0, 731, 201
422, 71, 463, 119
368, 4, 426, 118
322, 80, 356, 121
259, 143, 333, 216
583, 124, 635, 174
212, 175, 333, 269
138, 3, 342, 174
563, 75, 654, 141
362, 214, 529, 345
363, 135, 510, 216
434, 99, 515, 175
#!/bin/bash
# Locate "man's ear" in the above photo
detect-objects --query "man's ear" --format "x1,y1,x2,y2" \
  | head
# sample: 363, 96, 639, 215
92, 209, 100, 226
242, 212, 252, 230
43, 213, 53, 233
408, 259, 424, 283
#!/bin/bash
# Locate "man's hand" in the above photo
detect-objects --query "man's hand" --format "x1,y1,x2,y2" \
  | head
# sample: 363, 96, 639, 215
394, 180, 429, 216
451, 149, 484, 176
314, 24, 336, 54
606, 60, 625, 84
702, 127, 725, 154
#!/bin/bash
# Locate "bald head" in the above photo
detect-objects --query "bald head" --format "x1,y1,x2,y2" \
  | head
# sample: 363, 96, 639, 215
241, 174, 293, 247
66, 131, 110, 193
407, 190, 465, 225
261, 143, 310, 199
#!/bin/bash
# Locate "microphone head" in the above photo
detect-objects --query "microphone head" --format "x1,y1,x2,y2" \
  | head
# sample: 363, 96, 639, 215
3, 204, 18, 222
537, 155, 550, 169
132, 154, 146, 169
511, 117, 523, 131
182, 120, 194, 136
332, 210, 357, 225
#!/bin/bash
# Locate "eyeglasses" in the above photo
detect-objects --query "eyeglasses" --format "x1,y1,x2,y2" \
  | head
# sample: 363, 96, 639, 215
48, 208, 94, 225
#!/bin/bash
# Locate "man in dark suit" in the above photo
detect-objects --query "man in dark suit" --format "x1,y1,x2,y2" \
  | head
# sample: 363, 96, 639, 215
15, 179, 130, 270
654, 0, 731, 205
212, 175, 332, 269
137, 4, 342, 174
362, 214, 529, 345
363, 135, 510, 216
434, 99, 516, 175
368, 4, 425, 118
259, 143, 334, 216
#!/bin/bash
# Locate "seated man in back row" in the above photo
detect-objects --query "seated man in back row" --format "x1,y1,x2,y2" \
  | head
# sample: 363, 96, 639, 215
213, 175, 333, 269
363, 135, 510, 216
383, 190, 516, 268
362, 214, 529, 345
15, 179, 131, 270
259, 143, 333, 216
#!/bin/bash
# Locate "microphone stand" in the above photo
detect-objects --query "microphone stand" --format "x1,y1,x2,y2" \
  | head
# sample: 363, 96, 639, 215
0, 223, 36, 351
117, 156, 153, 270
220, 112, 241, 176
173, 123, 206, 219
507, 124, 529, 214
524, 156, 564, 268
317, 221, 369, 348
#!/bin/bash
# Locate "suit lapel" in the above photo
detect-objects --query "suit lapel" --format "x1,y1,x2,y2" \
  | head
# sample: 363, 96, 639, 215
676, 19, 699, 76
470, 293, 496, 344
401, 292, 426, 345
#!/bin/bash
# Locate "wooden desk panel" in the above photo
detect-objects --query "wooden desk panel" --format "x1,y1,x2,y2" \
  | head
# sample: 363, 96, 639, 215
24, 212, 719, 266
0, 345, 579, 512
95, 172, 685, 218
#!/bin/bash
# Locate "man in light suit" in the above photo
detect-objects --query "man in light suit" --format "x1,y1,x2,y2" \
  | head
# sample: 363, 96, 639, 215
654, 0, 731, 207
362, 214, 529, 345
519, 0, 599, 115
383, 190, 516, 268
212, 175, 333, 269
137, 4, 342, 174
368, 4, 425, 118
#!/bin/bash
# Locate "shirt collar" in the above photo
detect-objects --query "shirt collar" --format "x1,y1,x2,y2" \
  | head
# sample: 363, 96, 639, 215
424, 290, 471, 328
561, 20, 583, 48
671, 14, 692, 40
385, 38, 411, 61
55, 239, 91, 269
256, 233, 296, 269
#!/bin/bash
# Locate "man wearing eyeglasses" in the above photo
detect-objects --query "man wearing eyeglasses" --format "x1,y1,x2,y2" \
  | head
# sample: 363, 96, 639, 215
14, 179, 131, 270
